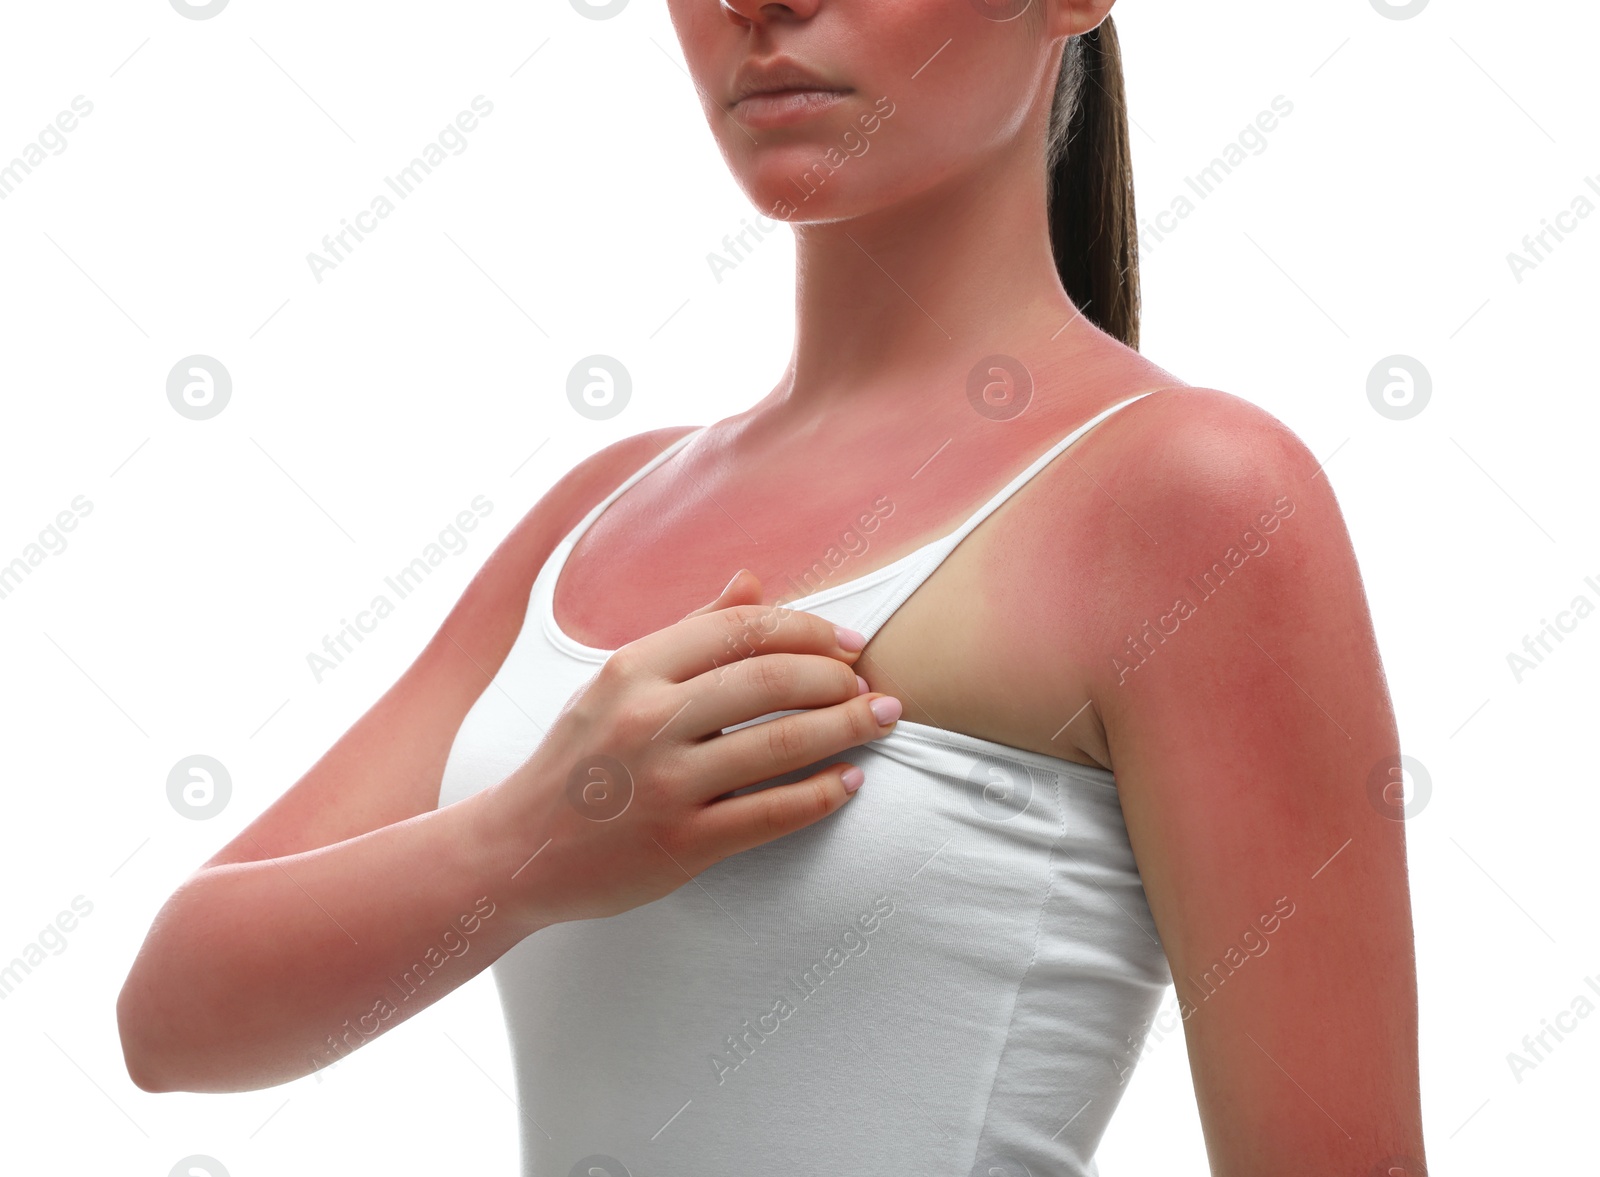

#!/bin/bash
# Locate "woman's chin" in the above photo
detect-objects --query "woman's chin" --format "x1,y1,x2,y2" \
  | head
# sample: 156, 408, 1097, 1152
737, 172, 868, 226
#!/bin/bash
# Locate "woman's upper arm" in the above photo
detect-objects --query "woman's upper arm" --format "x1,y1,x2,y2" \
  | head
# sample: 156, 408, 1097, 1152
198, 426, 699, 872
1091, 392, 1426, 1175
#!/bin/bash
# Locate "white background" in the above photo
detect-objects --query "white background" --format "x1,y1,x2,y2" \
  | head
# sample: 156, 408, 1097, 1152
1, 0, 1595, 1173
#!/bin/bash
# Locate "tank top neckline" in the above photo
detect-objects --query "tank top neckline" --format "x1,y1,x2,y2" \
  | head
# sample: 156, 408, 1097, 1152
542, 390, 1166, 660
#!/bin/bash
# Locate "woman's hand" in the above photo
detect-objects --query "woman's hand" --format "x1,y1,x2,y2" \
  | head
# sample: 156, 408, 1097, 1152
486, 569, 901, 926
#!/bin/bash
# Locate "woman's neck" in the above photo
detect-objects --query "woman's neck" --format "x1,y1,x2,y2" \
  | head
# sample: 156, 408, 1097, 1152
770, 140, 1089, 420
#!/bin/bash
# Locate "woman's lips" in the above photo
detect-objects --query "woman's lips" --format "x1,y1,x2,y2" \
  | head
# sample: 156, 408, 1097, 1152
732, 88, 853, 129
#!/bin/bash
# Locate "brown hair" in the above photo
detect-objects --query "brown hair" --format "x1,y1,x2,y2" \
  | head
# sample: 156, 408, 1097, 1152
1040, 15, 1140, 350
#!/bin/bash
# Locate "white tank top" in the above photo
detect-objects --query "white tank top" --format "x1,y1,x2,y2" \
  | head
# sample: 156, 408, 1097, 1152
438, 392, 1173, 1177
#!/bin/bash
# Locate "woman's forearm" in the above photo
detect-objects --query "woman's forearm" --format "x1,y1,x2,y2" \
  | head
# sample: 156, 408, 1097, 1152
116, 783, 549, 1094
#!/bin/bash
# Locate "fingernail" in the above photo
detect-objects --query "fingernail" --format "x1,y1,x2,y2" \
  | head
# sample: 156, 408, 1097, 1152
869, 696, 902, 725
855, 674, 870, 695
835, 625, 867, 651
721, 570, 745, 595
841, 765, 866, 793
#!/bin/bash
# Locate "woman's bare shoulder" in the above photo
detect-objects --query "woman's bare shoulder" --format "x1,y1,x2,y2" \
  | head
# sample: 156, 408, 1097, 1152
1091, 384, 1313, 470
1013, 379, 1357, 717
1068, 384, 1329, 541
1069, 380, 1378, 713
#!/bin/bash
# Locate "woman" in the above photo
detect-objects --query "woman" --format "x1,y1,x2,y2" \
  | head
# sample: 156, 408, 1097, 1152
118, 1, 1427, 1173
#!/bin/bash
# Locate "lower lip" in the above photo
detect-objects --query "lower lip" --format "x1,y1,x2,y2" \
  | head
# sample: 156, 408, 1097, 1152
733, 88, 852, 129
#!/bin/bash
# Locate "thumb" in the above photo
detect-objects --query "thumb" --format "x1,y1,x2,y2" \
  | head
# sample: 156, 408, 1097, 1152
681, 568, 762, 620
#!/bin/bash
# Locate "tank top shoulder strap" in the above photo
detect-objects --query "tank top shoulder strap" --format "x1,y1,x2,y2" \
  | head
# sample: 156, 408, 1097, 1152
833, 387, 1178, 643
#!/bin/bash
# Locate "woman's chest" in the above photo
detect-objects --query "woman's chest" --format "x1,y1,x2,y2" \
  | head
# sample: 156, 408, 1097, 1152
551, 445, 1116, 771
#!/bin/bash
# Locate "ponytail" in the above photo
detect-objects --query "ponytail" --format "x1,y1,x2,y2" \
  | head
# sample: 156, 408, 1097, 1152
1043, 16, 1140, 351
